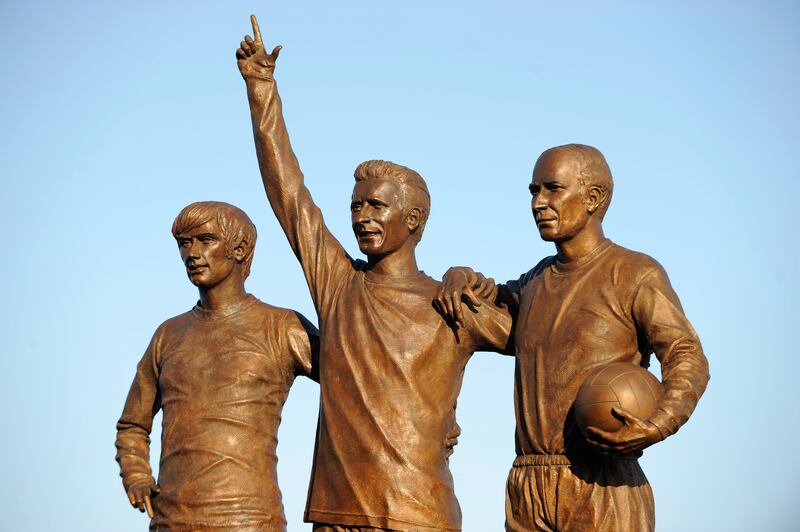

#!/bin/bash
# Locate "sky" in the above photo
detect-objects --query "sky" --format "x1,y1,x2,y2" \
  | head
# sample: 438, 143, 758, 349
1, 1, 798, 530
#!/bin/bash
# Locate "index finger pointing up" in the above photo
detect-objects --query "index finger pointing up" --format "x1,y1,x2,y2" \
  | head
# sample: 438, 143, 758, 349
250, 14, 262, 43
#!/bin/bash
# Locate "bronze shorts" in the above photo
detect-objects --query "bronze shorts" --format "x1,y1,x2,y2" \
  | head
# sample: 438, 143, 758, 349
505, 454, 655, 532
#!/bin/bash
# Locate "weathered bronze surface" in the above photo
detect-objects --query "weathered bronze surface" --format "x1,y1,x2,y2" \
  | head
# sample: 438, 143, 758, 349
436, 145, 710, 531
237, 16, 511, 531
115, 201, 319, 530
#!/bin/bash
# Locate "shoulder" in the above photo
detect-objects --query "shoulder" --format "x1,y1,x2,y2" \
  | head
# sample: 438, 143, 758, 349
532, 255, 556, 276
144, 310, 195, 359
154, 309, 195, 337
411, 273, 444, 299
253, 301, 319, 335
519, 255, 556, 285
418, 273, 441, 290
605, 243, 669, 283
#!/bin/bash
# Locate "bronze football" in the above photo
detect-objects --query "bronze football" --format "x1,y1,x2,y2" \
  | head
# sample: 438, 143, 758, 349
575, 362, 663, 436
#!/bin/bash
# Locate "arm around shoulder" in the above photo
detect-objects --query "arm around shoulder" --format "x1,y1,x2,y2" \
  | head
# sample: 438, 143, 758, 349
435, 267, 502, 328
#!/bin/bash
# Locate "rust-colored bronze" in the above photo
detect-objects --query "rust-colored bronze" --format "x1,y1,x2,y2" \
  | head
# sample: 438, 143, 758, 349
436, 145, 710, 531
115, 201, 319, 530
237, 16, 511, 531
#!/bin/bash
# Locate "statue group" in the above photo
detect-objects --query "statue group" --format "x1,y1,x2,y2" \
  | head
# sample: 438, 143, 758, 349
116, 15, 709, 531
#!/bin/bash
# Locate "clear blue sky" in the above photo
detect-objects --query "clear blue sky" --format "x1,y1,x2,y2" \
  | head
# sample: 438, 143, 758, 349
1, 1, 798, 530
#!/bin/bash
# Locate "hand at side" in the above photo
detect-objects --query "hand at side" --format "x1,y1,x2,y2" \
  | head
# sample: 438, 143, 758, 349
126, 478, 159, 518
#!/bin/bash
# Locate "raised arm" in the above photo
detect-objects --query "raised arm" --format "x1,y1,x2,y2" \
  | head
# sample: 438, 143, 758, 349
237, 15, 350, 310
115, 336, 162, 518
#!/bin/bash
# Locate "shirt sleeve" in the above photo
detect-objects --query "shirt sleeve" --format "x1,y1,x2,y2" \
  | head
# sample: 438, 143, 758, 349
631, 264, 710, 438
497, 279, 522, 318
284, 310, 321, 383
245, 77, 353, 315
461, 296, 514, 355
115, 330, 162, 491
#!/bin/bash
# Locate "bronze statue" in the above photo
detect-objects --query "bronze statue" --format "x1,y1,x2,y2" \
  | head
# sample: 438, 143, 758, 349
237, 16, 511, 531
115, 201, 319, 530
435, 144, 710, 531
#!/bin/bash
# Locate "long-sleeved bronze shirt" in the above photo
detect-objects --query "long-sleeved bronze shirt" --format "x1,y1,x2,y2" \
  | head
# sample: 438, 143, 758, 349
499, 240, 709, 457
246, 77, 512, 530
115, 296, 318, 531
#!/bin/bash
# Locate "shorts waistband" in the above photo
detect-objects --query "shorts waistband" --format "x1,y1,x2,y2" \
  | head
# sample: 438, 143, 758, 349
512, 454, 639, 467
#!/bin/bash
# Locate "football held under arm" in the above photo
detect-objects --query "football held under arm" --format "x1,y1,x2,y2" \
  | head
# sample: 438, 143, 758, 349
632, 263, 710, 440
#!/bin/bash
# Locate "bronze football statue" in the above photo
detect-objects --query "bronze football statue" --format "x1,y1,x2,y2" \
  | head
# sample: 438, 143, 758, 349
237, 15, 511, 531
436, 145, 710, 531
115, 201, 319, 530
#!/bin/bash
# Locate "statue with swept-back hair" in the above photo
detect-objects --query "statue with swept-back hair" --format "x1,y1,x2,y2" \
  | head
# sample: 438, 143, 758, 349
436, 144, 710, 531
115, 201, 319, 530
352, 159, 432, 243
237, 15, 511, 531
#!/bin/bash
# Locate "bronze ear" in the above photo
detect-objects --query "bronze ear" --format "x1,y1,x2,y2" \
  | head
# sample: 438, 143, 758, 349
233, 240, 249, 262
406, 207, 422, 231
586, 185, 605, 215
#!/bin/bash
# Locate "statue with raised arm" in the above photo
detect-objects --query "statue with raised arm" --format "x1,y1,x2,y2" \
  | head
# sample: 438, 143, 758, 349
236, 15, 511, 532
436, 144, 710, 531
115, 201, 319, 531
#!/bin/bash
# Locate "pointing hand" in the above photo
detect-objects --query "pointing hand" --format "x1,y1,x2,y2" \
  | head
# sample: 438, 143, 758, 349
236, 15, 283, 80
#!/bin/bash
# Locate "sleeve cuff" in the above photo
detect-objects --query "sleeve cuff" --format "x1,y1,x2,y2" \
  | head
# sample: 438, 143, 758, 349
648, 408, 681, 441
122, 472, 154, 491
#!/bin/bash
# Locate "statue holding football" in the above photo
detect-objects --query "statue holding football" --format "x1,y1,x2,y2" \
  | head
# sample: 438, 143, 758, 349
113, 13, 710, 532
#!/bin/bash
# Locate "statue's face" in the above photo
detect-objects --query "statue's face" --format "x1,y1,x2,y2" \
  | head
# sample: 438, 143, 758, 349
529, 150, 591, 242
350, 178, 412, 257
176, 220, 236, 288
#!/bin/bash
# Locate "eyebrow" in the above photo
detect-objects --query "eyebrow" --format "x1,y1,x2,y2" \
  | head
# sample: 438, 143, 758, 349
178, 232, 218, 240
